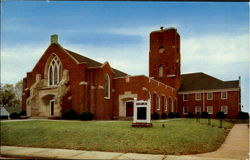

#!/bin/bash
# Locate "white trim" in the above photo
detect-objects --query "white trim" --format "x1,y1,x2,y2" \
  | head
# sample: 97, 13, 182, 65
178, 88, 239, 94
221, 91, 228, 100
221, 106, 228, 114
207, 106, 213, 114
207, 92, 213, 100
183, 107, 188, 115
183, 94, 188, 101
195, 93, 201, 101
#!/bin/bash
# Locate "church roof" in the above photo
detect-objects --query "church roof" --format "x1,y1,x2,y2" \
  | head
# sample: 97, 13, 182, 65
64, 48, 128, 78
179, 72, 239, 92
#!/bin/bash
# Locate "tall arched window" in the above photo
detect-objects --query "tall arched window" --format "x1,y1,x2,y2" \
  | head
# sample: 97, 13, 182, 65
165, 97, 168, 111
157, 95, 161, 110
104, 73, 110, 99
159, 65, 163, 78
48, 56, 62, 86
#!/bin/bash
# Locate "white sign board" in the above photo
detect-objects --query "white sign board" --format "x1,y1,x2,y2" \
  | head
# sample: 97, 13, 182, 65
133, 98, 151, 123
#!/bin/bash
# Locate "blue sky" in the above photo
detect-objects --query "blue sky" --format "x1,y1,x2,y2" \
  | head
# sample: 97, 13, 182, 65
1, 1, 249, 112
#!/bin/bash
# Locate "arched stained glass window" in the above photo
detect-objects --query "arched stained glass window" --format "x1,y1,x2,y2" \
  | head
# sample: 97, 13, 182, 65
104, 73, 110, 99
48, 55, 62, 86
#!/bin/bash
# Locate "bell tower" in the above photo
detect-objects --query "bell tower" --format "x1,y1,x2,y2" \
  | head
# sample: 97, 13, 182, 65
149, 27, 181, 89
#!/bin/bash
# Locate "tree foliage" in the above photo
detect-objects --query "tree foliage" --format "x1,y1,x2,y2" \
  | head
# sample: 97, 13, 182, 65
0, 80, 22, 108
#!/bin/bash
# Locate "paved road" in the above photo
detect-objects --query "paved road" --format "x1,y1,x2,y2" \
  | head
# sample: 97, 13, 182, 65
1, 124, 249, 160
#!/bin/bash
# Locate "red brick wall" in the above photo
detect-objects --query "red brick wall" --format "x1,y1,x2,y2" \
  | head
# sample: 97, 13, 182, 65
178, 90, 240, 118
149, 28, 181, 89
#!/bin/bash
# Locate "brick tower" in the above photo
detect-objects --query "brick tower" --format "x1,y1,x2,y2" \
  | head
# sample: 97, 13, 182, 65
149, 27, 181, 90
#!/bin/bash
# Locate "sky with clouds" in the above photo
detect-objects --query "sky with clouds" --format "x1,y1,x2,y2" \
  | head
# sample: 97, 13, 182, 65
1, 1, 249, 112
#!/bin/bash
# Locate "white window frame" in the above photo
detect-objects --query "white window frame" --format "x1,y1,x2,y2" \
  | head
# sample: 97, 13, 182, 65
183, 94, 188, 101
48, 56, 62, 86
195, 106, 201, 114
207, 92, 213, 100
157, 95, 161, 110
104, 73, 110, 99
221, 106, 228, 114
183, 107, 188, 115
165, 97, 168, 111
207, 106, 213, 114
221, 91, 228, 100
195, 93, 201, 101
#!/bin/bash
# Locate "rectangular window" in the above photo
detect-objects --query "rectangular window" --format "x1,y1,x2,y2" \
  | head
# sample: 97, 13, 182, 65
221, 91, 228, 99
207, 92, 213, 100
195, 93, 201, 101
195, 106, 201, 114
207, 106, 213, 114
221, 106, 228, 114
183, 94, 188, 101
183, 107, 188, 114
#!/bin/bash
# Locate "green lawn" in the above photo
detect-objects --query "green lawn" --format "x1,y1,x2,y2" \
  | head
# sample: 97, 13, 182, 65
1, 119, 233, 155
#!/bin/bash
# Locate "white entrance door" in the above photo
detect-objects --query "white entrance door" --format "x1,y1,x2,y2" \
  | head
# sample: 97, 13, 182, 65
50, 100, 55, 116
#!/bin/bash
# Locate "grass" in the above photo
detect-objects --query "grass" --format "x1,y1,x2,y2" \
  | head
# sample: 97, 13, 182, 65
0, 119, 234, 155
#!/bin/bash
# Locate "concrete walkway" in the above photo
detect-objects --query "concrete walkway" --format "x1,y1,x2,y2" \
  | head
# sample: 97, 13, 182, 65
1, 124, 249, 160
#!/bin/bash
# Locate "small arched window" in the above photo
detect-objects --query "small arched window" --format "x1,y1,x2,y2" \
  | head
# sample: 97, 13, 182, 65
104, 73, 110, 99
148, 92, 151, 101
48, 56, 62, 86
159, 65, 163, 78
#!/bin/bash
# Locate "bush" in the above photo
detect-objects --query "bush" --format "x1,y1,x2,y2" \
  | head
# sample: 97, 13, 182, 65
80, 112, 94, 121
151, 112, 159, 120
20, 110, 27, 116
187, 112, 194, 118
174, 112, 180, 118
161, 113, 167, 119
237, 112, 249, 119
216, 112, 225, 119
168, 112, 175, 118
201, 112, 210, 118
10, 112, 20, 119
62, 109, 79, 120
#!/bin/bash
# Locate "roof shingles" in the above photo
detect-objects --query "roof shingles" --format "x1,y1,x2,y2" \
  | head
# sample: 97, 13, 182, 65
179, 72, 239, 92
64, 48, 127, 78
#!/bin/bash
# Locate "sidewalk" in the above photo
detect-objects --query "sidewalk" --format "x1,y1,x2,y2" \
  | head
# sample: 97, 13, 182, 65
1, 124, 249, 160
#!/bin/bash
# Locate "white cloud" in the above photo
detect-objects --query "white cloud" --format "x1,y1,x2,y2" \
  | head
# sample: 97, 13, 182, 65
1, 30, 249, 112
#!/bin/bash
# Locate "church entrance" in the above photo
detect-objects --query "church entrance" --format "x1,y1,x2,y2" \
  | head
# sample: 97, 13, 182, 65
50, 100, 55, 116
126, 101, 134, 117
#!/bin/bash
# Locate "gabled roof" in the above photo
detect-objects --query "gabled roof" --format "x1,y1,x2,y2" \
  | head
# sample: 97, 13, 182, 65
179, 72, 239, 92
64, 48, 128, 78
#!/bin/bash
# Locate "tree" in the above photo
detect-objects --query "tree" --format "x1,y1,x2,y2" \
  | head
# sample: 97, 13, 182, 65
0, 80, 22, 108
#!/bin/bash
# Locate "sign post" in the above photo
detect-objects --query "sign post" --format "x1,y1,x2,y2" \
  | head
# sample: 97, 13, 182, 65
132, 98, 152, 127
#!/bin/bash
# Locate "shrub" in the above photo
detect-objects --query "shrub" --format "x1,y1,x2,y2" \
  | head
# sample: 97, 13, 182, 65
20, 110, 27, 116
62, 109, 79, 120
151, 112, 159, 120
201, 112, 210, 118
10, 112, 20, 119
237, 112, 249, 119
80, 112, 94, 121
168, 112, 175, 118
161, 113, 167, 119
187, 112, 194, 118
174, 112, 180, 118
216, 112, 225, 119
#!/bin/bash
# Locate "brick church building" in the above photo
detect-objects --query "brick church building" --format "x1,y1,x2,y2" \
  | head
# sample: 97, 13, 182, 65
22, 27, 241, 119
